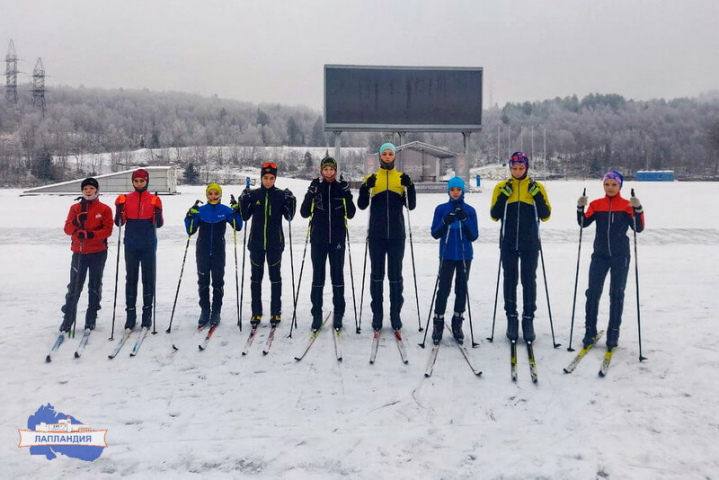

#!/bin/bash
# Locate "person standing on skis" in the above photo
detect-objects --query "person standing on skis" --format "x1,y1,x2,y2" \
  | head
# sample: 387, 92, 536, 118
60, 177, 114, 333
429, 176, 478, 345
490, 152, 551, 343
240, 162, 296, 328
577, 170, 645, 350
358, 142, 416, 334
184, 182, 242, 329
300, 156, 356, 332
114, 168, 164, 331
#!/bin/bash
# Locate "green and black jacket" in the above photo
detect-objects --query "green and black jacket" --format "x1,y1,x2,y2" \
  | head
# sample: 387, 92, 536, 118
240, 185, 296, 252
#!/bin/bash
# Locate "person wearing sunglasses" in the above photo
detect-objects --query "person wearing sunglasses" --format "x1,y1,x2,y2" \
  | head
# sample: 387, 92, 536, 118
240, 162, 296, 328
358, 142, 416, 334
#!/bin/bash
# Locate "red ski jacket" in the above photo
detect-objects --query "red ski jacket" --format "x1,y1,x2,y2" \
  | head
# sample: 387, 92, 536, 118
63, 198, 114, 254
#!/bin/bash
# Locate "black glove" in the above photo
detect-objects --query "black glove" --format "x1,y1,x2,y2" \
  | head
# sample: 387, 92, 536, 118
77, 230, 94, 240
400, 173, 413, 187
338, 175, 351, 195
443, 212, 456, 225
240, 187, 251, 201
73, 212, 88, 228
307, 178, 320, 195
284, 188, 295, 200
499, 180, 513, 197
364, 174, 377, 189
186, 205, 200, 218
455, 208, 467, 222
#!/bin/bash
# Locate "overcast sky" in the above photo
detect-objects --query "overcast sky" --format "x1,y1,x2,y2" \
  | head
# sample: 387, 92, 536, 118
3, 0, 718, 110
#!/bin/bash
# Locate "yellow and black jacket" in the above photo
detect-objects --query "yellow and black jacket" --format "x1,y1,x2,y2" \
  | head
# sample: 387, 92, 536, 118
358, 168, 416, 240
490, 177, 551, 252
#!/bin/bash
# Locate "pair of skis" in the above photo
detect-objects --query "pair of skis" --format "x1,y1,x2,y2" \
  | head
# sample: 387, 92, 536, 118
108, 327, 149, 359
242, 320, 282, 356
424, 326, 482, 377
294, 313, 342, 362
44, 329, 104, 362
370, 329, 409, 365
563, 330, 616, 376
510, 340, 538, 383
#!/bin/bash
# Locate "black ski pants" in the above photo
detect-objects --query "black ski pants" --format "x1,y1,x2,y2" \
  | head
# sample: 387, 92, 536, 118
124, 245, 156, 328
368, 237, 405, 330
501, 248, 538, 319
197, 249, 226, 315
434, 259, 471, 316
585, 253, 630, 332
249, 248, 282, 317
310, 241, 346, 319
61, 250, 108, 330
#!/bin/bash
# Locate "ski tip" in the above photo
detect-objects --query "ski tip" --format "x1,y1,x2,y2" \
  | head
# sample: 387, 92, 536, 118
424, 372, 430, 378
172, 344, 179, 351
294, 357, 301, 361
45, 355, 51, 363
563, 368, 571, 374
476, 371, 483, 377
262, 351, 269, 355
74, 352, 80, 359
337, 357, 343, 362
198, 345, 204, 351
403, 359, 409, 365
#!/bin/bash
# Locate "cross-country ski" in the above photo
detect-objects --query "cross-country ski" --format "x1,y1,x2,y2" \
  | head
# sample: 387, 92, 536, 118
73, 329, 92, 358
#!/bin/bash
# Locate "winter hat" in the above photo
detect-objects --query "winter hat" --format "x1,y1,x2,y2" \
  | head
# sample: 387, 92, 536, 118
206, 182, 222, 196
379, 142, 396, 155
603, 170, 624, 188
261, 161, 278, 178
320, 156, 337, 170
447, 176, 466, 194
132, 168, 149, 181
81, 177, 99, 190
509, 151, 529, 169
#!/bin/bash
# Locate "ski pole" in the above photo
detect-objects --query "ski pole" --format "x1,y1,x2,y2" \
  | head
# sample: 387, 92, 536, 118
534, 198, 560, 348
567, 187, 586, 352
404, 194, 423, 332
152, 192, 159, 335
288, 215, 311, 338
487, 199, 508, 342
358, 233, 369, 333
68, 237, 85, 339
458, 216, 479, 348
238, 179, 251, 331
419, 224, 451, 348
109, 221, 123, 341
631, 188, 647, 362
343, 198, 360, 334
166, 199, 202, 333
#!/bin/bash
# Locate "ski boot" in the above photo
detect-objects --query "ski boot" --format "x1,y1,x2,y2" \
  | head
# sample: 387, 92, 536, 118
432, 314, 444, 345
452, 312, 465, 344
333, 313, 342, 331
250, 315, 261, 328
197, 309, 210, 329
582, 326, 598, 348
311, 316, 323, 332
269, 315, 281, 328
522, 315, 535, 342
209, 309, 221, 327
506, 315, 519, 341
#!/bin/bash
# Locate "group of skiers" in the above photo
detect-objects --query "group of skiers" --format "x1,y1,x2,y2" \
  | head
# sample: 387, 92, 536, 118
58, 143, 645, 354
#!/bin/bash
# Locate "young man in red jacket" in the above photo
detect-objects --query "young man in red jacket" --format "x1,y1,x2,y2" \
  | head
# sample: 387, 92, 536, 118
114, 169, 164, 331
60, 177, 114, 333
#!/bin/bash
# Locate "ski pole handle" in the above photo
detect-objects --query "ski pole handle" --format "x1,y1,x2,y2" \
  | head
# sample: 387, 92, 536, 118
245, 176, 251, 188
631, 188, 635, 197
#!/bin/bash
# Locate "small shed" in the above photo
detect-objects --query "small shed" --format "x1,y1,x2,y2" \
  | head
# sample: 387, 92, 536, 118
22, 166, 178, 196
635, 170, 675, 182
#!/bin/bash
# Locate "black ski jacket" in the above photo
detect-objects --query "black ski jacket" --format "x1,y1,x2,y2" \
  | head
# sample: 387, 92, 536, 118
300, 178, 356, 244
240, 185, 296, 252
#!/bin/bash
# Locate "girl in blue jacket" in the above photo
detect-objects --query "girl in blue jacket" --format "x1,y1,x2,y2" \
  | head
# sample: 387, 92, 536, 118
185, 183, 242, 328
429, 177, 479, 344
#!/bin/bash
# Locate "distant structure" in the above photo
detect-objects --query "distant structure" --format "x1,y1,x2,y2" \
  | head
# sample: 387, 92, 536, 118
32, 57, 46, 115
5, 40, 18, 104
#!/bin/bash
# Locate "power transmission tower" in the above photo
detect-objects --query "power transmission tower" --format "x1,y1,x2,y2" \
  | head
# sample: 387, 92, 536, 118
5, 40, 18, 104
32, 57, 46, 116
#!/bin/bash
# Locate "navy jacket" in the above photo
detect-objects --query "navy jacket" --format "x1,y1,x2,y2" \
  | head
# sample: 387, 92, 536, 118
431, 196, 479, 261
185, 202, 242, 257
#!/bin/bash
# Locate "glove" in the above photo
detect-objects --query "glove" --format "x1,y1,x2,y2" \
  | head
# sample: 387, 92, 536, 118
229, 196, 240, 213
528, 181, 541, 197
338, 175, 351, 195
455, 208, 467, 222
115, 194, 126, 206
72, 212, 88, 228
240, 187, 251, 201
499, 181, 513, 197
186, 205, 200, 218
630, 196, 641, 208
284, 188, 294, 200
77, 230, 94, 240
364, 174, 377, 189
307, 178, 320, 195
443, 212, 456, 225
577, 196, 588, 208
400, 173, 413, 187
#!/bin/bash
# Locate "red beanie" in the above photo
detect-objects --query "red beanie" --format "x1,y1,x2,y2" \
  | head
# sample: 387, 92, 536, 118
132, 169, 149, 181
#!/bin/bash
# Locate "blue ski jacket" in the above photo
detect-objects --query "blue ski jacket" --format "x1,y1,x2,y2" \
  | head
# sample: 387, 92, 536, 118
430, 196, 479, 261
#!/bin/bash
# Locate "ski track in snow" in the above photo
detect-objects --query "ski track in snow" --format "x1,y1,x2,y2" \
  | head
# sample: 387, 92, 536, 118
1, 181, 718, 479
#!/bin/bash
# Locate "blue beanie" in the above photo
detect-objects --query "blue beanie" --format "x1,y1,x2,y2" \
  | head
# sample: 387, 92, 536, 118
379, 142, 396, 154
603, 170, 624, 188
447, 176, 465, 193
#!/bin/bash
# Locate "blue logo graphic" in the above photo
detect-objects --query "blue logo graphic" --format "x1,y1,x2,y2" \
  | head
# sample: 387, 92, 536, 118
19, 404, 107, 461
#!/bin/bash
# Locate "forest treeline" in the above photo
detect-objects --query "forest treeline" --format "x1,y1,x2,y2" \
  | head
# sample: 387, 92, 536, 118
0, 84, 718, 186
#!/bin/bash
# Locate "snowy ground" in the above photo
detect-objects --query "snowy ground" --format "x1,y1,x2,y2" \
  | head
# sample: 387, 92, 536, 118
1, 178, 718, 479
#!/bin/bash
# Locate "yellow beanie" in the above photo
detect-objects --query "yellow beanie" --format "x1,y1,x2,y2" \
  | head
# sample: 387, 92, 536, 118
206, 183, 222, 204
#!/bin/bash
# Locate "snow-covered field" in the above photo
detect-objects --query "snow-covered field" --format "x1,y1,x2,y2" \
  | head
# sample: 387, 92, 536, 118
1, 177, 717, 479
